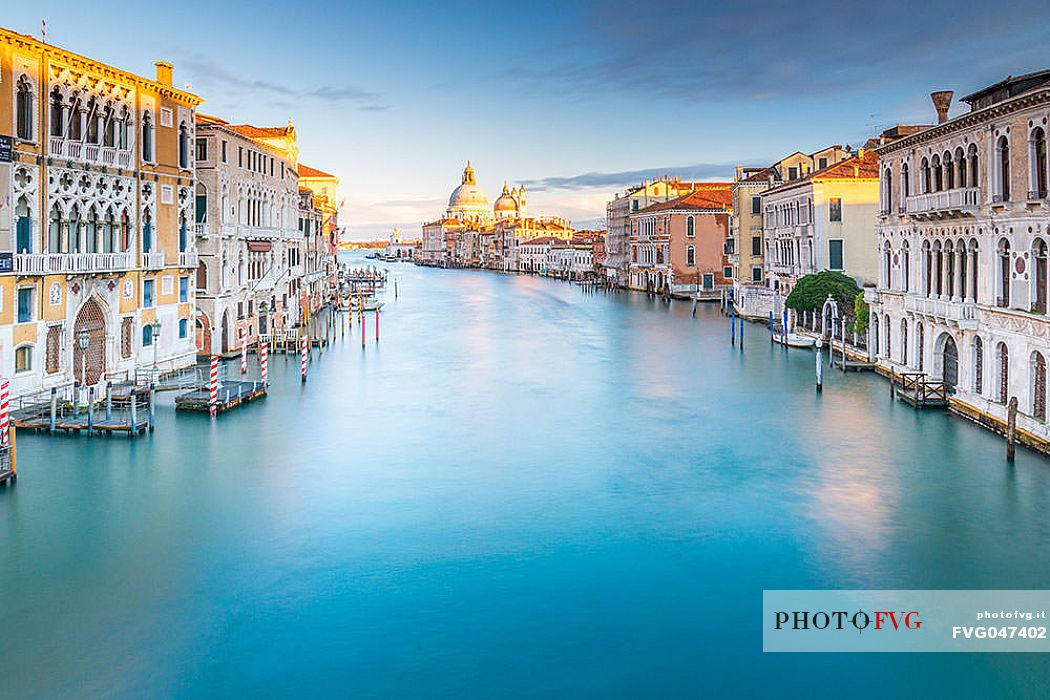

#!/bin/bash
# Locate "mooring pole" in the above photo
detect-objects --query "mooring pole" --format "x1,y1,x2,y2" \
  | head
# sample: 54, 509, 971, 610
739, 315, 744, 350
73, 381, 80, 418
106, 381, 113, 420
731, 308, 736, 346
148, 382, 156, 431
769, 311, 774, 344
50, 387, 57, 433
87, 387, 95, 435
375, 308, 380, 343
815, 338, 823, 392
1007, 396, 1018, 462
130, 390, 138, 437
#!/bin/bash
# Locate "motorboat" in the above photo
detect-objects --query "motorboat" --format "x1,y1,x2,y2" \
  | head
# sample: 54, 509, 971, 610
772, 332, 816, 348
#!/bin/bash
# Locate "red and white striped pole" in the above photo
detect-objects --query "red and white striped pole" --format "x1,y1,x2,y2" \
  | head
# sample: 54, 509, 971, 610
0, 379, 10, 448
209, 354, 218, 417
240, 329, 247, 374
300, 334, 308, 382
260, 342, 269, 385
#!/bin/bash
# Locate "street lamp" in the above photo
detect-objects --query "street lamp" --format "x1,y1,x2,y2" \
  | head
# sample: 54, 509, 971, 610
77, 329, 90, 404
150, 320, 161, 369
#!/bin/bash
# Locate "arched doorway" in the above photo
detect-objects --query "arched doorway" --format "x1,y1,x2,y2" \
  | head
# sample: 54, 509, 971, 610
220, 310, 230, 354
196, 311, 212, 355
939, 334, 959, 393
73, 297, 108, 385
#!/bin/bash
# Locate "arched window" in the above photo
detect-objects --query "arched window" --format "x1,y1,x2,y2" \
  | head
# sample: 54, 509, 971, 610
920, 157, 931, 193
872, 314, 880, 356
119, 107, 131, 151
923, 240, 933, 297
900, 319, 909, 366
14, 345, 33, 373
70, 97, 83, 141
1034, 239, 1048, 314
916, 322, 924, 371
883, 243, 892, 289
103, 104, 115, 147
15, 196, 32, 253
197, 260, 208, 289
48, 205, 62, 253
901, 240, 910, 292
686, 215, 694, 237
997, 342, 1009, 403
998, 238, 1011, 307
884, 314, 892, 362
996, 135, 1010, 201
86, 97, 99, 144
901, 162, 910, 209
945, 240, 955, 298
142, 323, 154, 347
686, 244, 696, 267
179, 213, 188, 253
1033, 352, 1047, 419
16, 77, 34, 140
68, 204, 80, 254
968, 144, 979, 188
50, 87, 64, 138
142, 210, 153, 253
142, 112, 153, 162
85, 207, 98, 254
883, 169, 893, 212
178, 123, 189, 169
934, 240, 943, 297
103, 207, 116, 253
932, 154, 943, 192
943, 151, 954, 189
1030, 127, 1047, 199
955, 147, 967, 188
973, 337, 984, 394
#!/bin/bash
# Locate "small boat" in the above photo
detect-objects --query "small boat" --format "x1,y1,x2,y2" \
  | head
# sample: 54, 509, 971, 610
772, 332, 816, 348
353, 299, 384, 312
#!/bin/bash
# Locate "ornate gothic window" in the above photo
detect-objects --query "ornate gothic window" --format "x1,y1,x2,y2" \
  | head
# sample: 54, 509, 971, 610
16, 77, 34, 140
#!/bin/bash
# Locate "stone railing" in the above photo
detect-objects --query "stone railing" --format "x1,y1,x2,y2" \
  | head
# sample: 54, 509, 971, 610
143, 251, 166, 270
14, 251, 136, 274
178, 251, 199, 269
904, 295, 978, 327
47, 137, 133, 168
905, 187, 980, 216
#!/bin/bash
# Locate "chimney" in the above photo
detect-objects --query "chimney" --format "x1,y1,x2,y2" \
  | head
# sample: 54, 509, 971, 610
154, 61, 173, 86
735, 165, 743, 181
858, 148, 866, 158
931, 90, 953, 124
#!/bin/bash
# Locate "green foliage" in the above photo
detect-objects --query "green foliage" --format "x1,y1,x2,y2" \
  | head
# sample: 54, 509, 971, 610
854, 291, 869, 334
784, 271, 862, 312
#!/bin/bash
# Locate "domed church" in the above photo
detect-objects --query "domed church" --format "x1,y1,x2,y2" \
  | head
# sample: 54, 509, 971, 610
445, 162, 528, 223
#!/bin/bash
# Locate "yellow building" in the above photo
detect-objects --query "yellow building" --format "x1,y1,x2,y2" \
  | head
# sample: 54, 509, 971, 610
0, 27, 202, 397
295, 164, 339, 312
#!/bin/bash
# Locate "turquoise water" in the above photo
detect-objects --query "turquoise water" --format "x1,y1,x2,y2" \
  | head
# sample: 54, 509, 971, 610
2, 255, 1050, 698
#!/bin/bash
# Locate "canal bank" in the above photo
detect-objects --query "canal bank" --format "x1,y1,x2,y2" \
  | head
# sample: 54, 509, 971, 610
2, 257, 1049, 698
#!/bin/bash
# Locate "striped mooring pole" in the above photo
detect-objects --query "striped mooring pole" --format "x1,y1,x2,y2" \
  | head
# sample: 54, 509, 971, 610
300, 335, 308, 383
209, 354, 219, 417
0, 378, 10, 448
240, 330, 247, 374
260, 342, 269, 385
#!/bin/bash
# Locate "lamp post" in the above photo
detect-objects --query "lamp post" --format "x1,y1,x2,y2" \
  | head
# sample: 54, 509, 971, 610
77, 329, 90, 405
150, 320, 161, 370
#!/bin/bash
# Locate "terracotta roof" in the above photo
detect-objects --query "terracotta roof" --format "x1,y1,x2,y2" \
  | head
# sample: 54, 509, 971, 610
764, 150, 879, 194
740, 166, 776, 183
228, 124, 294, 139
522, 237, 556, 245
196, 113, 228, 126
634, 187, 733, 214
298, 164, 336, 179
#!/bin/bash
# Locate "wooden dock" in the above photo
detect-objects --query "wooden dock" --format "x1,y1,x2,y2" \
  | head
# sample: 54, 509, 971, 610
895, 372, 949, 408
175, 380, 267, 413
12, 384, 155, 436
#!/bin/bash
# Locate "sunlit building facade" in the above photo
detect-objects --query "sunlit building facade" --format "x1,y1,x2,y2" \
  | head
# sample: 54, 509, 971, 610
0, 28, 201, 397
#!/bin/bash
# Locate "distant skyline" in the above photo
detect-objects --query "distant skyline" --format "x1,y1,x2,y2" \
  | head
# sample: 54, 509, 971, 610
8, 1, 1050, 239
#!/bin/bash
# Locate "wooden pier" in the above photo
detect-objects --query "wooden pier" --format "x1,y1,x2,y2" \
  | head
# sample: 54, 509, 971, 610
895, 372, 948, 408
175, 380, 267, 413
12, 383, 155, 436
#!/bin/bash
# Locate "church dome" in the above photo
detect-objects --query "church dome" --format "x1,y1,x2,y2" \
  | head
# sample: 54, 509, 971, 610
493, 182, 518, 213
448, 162, 489, 211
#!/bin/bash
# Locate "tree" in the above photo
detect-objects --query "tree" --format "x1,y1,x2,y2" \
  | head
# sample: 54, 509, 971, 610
853, 291, 869, 334
784, 271, 861, 312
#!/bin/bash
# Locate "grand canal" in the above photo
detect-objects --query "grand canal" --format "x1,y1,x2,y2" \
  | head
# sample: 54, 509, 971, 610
2, 255, 1049, 698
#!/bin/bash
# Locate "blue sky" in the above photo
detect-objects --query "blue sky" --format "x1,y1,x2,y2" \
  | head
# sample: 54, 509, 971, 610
9, 1, 1050, 239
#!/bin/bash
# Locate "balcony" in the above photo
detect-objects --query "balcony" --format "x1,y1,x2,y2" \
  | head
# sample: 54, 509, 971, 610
48, 137, 133, 169
178, 251, 199, 269
903, 295, 978, 329
143, 251, 166, 270
905, 187, 980, 218
14, 251, 135, 274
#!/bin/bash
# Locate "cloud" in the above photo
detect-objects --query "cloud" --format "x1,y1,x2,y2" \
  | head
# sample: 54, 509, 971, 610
177, 51, 387, 110
521, 163, 739, 192
504, 0, 1050, 103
